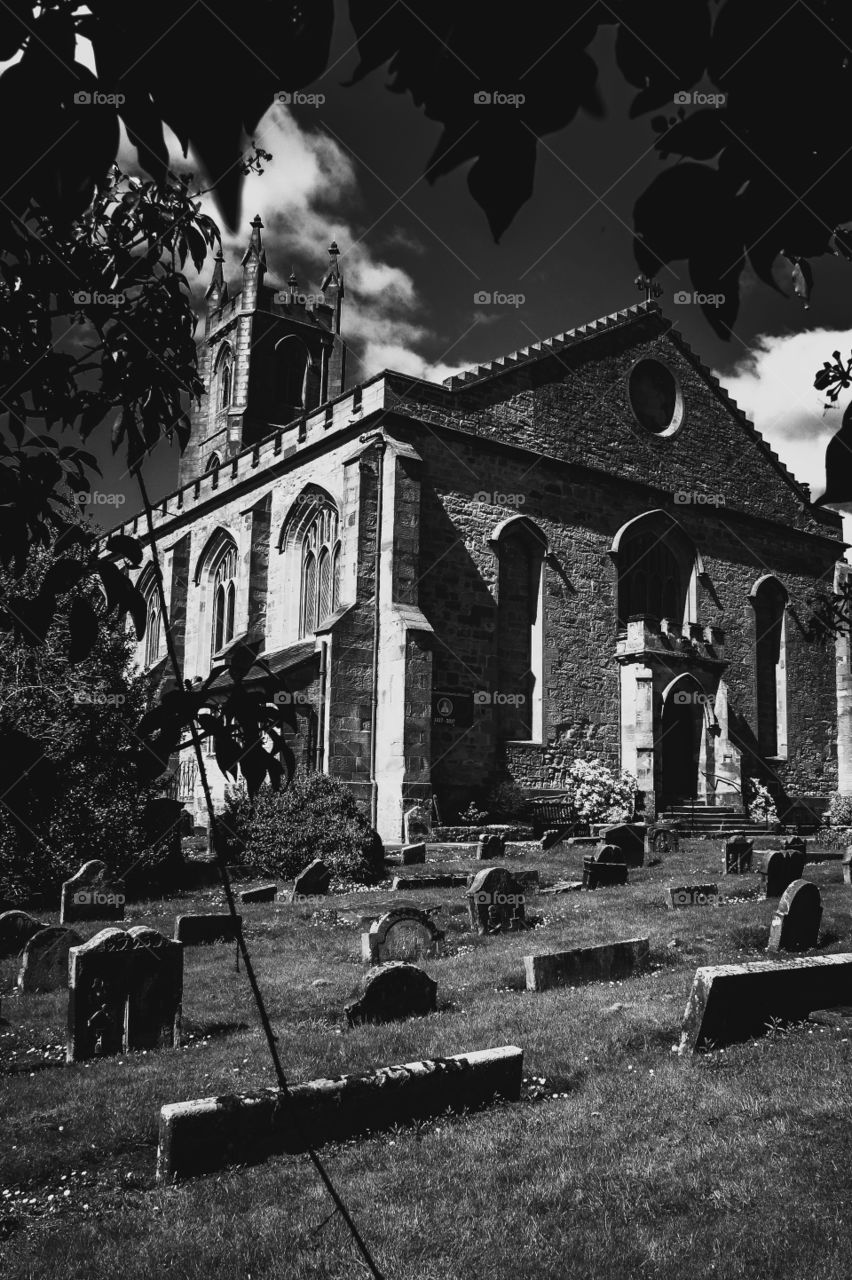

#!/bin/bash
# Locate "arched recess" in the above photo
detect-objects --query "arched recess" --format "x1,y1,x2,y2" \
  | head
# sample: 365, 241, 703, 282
750, 575, 788, 758
611, 510, 702, 632
490, 516, 548, 742
659, 672, 707, 805
205, 452, 222, 474
213, 343, 233, 410
137, 564, 162, 668
279, 486, 342, 639
274, 335, 310, 412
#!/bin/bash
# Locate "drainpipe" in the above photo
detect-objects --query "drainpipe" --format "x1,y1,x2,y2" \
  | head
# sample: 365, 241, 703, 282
361, 433, 387, 829
316, 639, 328, 771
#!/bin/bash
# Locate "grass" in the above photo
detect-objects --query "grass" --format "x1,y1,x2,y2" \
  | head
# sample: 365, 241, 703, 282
3, 840, 852, 1277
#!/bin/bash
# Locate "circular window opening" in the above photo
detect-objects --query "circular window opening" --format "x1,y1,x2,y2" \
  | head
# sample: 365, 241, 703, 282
628, 359, 684, 436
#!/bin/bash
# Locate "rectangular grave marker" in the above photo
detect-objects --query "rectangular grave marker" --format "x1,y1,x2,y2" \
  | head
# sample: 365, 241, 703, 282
524, 938, 649, 991
174, 914, 242, 945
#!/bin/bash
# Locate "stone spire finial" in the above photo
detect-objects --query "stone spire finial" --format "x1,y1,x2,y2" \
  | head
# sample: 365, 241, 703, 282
321, 238, 344, 297
205, 249, 225, 302
241, 214, 267, 269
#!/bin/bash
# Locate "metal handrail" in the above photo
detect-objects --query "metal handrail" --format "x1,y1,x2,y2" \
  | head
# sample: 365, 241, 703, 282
698, 769, 743, 798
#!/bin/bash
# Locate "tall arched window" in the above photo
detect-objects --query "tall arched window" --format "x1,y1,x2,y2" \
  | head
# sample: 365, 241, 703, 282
211, 543, 238, 657
214, 344, 233, 411
144, 587, 162, 667
493, 518, 547, 742
299, 503, 341, 637
275, 335, 309, 411
613, 512, 698, 633
752, 576, 788, 757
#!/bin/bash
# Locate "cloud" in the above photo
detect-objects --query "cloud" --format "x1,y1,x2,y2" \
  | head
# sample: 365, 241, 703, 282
715, 328, 852, 549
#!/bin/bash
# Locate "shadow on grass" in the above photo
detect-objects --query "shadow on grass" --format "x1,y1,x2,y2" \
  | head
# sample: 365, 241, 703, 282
182, 1019, 251, 1039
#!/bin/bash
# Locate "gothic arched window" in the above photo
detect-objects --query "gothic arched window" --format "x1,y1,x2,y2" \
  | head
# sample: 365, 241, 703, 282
299, 503, 341, 637
614, 512, 697, 633
144, 586, 162, 667
211, 542, 238, 657
752, 576, 788, 758
205, 452, 221, 474
214, 345, 233, 411
275, 335, 309, 411
493, 518, 547, 743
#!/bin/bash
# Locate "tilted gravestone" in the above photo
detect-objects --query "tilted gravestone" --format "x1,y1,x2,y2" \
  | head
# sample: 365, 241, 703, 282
466, 867, 526, 934
844, 848, 852, 886
600, 823, 645, 868
345, 962, 437, 1026
291, 859, 331, 901
174, 914, 241, 946
240, 884, 277, 904
582, 844, 628, 890
477, 832, 506, 862
18, 925, 82, 992
0, 910, 46, 958
645, 822, 680, 858
723, 836, 754, 875
767, 879, 822, 953
400, 842, 426, 866
60, 860, 125, 924
67, 926, 182, 1062
403, 804, 430, 845
761, 849, 807, 899
667, 884, 720, 909
361, 908, 444, 965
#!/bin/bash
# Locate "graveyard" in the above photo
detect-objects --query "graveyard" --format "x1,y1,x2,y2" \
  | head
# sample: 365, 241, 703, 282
4, 836, 852, 1278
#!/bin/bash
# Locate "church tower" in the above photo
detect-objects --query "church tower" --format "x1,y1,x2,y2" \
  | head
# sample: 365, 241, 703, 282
179, 220, 347, 486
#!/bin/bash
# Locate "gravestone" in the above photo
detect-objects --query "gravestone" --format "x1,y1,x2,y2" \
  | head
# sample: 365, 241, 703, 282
645, 822, 680, 858
18, 925, 82, 992
291, 859, 331, 901
782, 836, 807, 857
60, 860, 125, 924
361, 908, 444, 964
761, 848, 807, 898
582, 844, 628, 890
403, 804, 430, 845
524, 938, 649, 991
767, 879, 822, 953
392, 873, 468, 891
0, 910, 46, 958
400, 842, 426, 866
240, 884, 277, 904
466, 867, 526, 934
477, 832, 506, 861
67, 926, 182, 1062
174, 914, 241, 945
345, 962, 437, 1026
844, 847, 852, 886
600, 823, 645, 868
667, 884, 720, 909
723, 836, 753, 875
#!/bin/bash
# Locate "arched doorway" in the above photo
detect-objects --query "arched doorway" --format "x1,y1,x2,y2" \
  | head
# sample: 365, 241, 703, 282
660, 678, 704, 805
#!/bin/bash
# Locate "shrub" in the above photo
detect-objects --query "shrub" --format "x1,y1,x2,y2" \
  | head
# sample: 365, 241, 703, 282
827, 792, 852, 828
458, 800, 490, 826
484, 777, 529, 822
562, 758, 637, 826
744, 778, 778, 826
220, 773, 384, 885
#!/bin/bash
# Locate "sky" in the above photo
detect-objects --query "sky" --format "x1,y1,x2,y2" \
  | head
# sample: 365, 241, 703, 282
73, 15, 852, 546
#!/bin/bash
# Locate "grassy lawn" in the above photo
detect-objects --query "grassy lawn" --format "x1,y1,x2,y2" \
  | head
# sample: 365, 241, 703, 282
3, 840, 852, 1278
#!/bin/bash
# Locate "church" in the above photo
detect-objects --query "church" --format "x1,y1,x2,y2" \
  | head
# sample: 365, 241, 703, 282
118, 216, 852, 842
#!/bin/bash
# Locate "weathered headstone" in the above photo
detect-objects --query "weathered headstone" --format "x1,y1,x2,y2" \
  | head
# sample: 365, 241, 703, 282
723, 836, 753, 875
645, 822, 680, 857
18, 925, 82, 992
667, 884, 720, 909
476, 832, 506, 861
466, 867, 526, 934
761, 848, 807, 898
345, 962, 437, 1026
174, 914, 241, 945
67, 926, 182, 1062
524, 938, 649, 991
678, 953, 852, 1053
361, 908, 444, 964
403, 804, 430, 845
582, 844, 628, 890
60, 860, 125, 924
601, 823, 645, 868
843, 847, 852, 886
0, 910, 46, 958
400, 842, 426, 866
767, 879, 822, 953
291, 859, 331, 901
240, 884, 277, 904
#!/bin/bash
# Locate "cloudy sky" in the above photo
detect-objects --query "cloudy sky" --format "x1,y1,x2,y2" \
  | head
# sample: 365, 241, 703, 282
78, 16, 852, 545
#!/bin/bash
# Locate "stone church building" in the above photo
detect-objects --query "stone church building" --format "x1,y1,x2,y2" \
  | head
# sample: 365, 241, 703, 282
119, 217, 852, 841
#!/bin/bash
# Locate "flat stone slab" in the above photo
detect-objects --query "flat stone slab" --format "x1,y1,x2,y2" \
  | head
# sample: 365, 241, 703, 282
156, 1045, 524, 1183
667, 885, 720, 909
540, 880, 584, 896
174, 914, 242, 945
808, 1006, 852, 1029
240, 884, 277, 904
524, 938, 649, 992
392, 875, 468, 891
678, 954, 852, 1053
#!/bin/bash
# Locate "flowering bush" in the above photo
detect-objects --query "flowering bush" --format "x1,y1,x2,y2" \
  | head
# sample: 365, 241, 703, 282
744, 778, 778, 826
827, 792, 852, 828
563, 758, 637, 825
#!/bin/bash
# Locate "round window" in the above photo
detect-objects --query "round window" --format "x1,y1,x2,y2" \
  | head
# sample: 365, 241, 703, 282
628, 359, 684, 436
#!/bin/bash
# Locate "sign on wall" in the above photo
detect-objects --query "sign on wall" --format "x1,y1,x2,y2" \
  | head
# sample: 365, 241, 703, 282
431, 690, 473, 728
